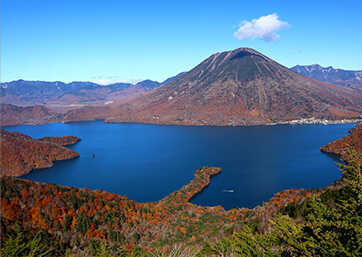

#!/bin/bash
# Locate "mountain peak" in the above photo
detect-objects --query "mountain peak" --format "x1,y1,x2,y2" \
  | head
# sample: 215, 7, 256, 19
310, 64, 322, 68
209, 47, 265, 61
224, 47, 260, 54
186, 47, 284, 84
232, 47, 261, 54
109, 48, 362, 126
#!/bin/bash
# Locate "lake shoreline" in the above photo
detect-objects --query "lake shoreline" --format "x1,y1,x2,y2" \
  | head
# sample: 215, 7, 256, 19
3, 117, 361, 128
6, 121, 352, 209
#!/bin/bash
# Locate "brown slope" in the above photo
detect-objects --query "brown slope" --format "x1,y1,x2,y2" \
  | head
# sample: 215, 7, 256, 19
0, 104, 63, 126
321, 124, 362, 165
0, 103, 119, 126
107, 48, 362, 126
38, 136, 81, 146
0, 129, 80, 177
62, 105, 123, 123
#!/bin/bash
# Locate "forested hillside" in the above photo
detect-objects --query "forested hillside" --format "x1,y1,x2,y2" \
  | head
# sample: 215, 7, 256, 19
1, 127, 361, 256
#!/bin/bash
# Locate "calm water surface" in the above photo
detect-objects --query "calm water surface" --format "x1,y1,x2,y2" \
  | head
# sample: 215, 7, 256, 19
5, 121, 354, 209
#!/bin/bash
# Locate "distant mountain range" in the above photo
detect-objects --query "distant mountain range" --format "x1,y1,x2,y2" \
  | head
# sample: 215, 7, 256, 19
106, 48, 362, 126
1, 49, 362, 127
291, 64, 362, 87
0, 75, 182, 107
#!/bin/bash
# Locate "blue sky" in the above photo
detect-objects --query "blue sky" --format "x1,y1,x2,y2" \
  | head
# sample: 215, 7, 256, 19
2, 0, 362, 84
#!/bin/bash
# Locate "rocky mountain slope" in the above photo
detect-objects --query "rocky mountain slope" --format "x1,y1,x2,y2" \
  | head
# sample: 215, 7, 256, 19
107, 48, 362, 126
0, 129, 80, 176
321, 124, 361, 165
291, 64, 362, 87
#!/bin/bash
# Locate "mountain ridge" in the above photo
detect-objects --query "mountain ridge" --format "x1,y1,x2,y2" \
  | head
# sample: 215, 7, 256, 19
2, 48, 362, 126
0, 77, 179, 107
291, 64, 362, 87
106, 47, 362, 126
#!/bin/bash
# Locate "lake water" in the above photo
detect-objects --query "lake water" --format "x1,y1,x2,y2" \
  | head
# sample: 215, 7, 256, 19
4, 121, 354, 209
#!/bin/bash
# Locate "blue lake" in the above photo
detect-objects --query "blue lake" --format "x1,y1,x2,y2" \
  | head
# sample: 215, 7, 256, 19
4, 121, 354, 209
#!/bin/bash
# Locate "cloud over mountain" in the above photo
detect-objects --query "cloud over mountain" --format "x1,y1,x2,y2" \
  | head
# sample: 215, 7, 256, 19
234, 13, 289, 42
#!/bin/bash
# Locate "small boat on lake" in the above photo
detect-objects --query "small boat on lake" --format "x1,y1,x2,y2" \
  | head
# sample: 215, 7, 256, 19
223, 189, 234, 193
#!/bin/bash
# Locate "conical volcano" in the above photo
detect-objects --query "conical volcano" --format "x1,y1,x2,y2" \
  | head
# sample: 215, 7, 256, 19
108, 48, 362, 125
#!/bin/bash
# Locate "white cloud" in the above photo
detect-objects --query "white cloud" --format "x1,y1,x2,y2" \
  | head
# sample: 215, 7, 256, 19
91, 79, 122, 85
234, 13, 289, 42
90, 76, 144, 85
